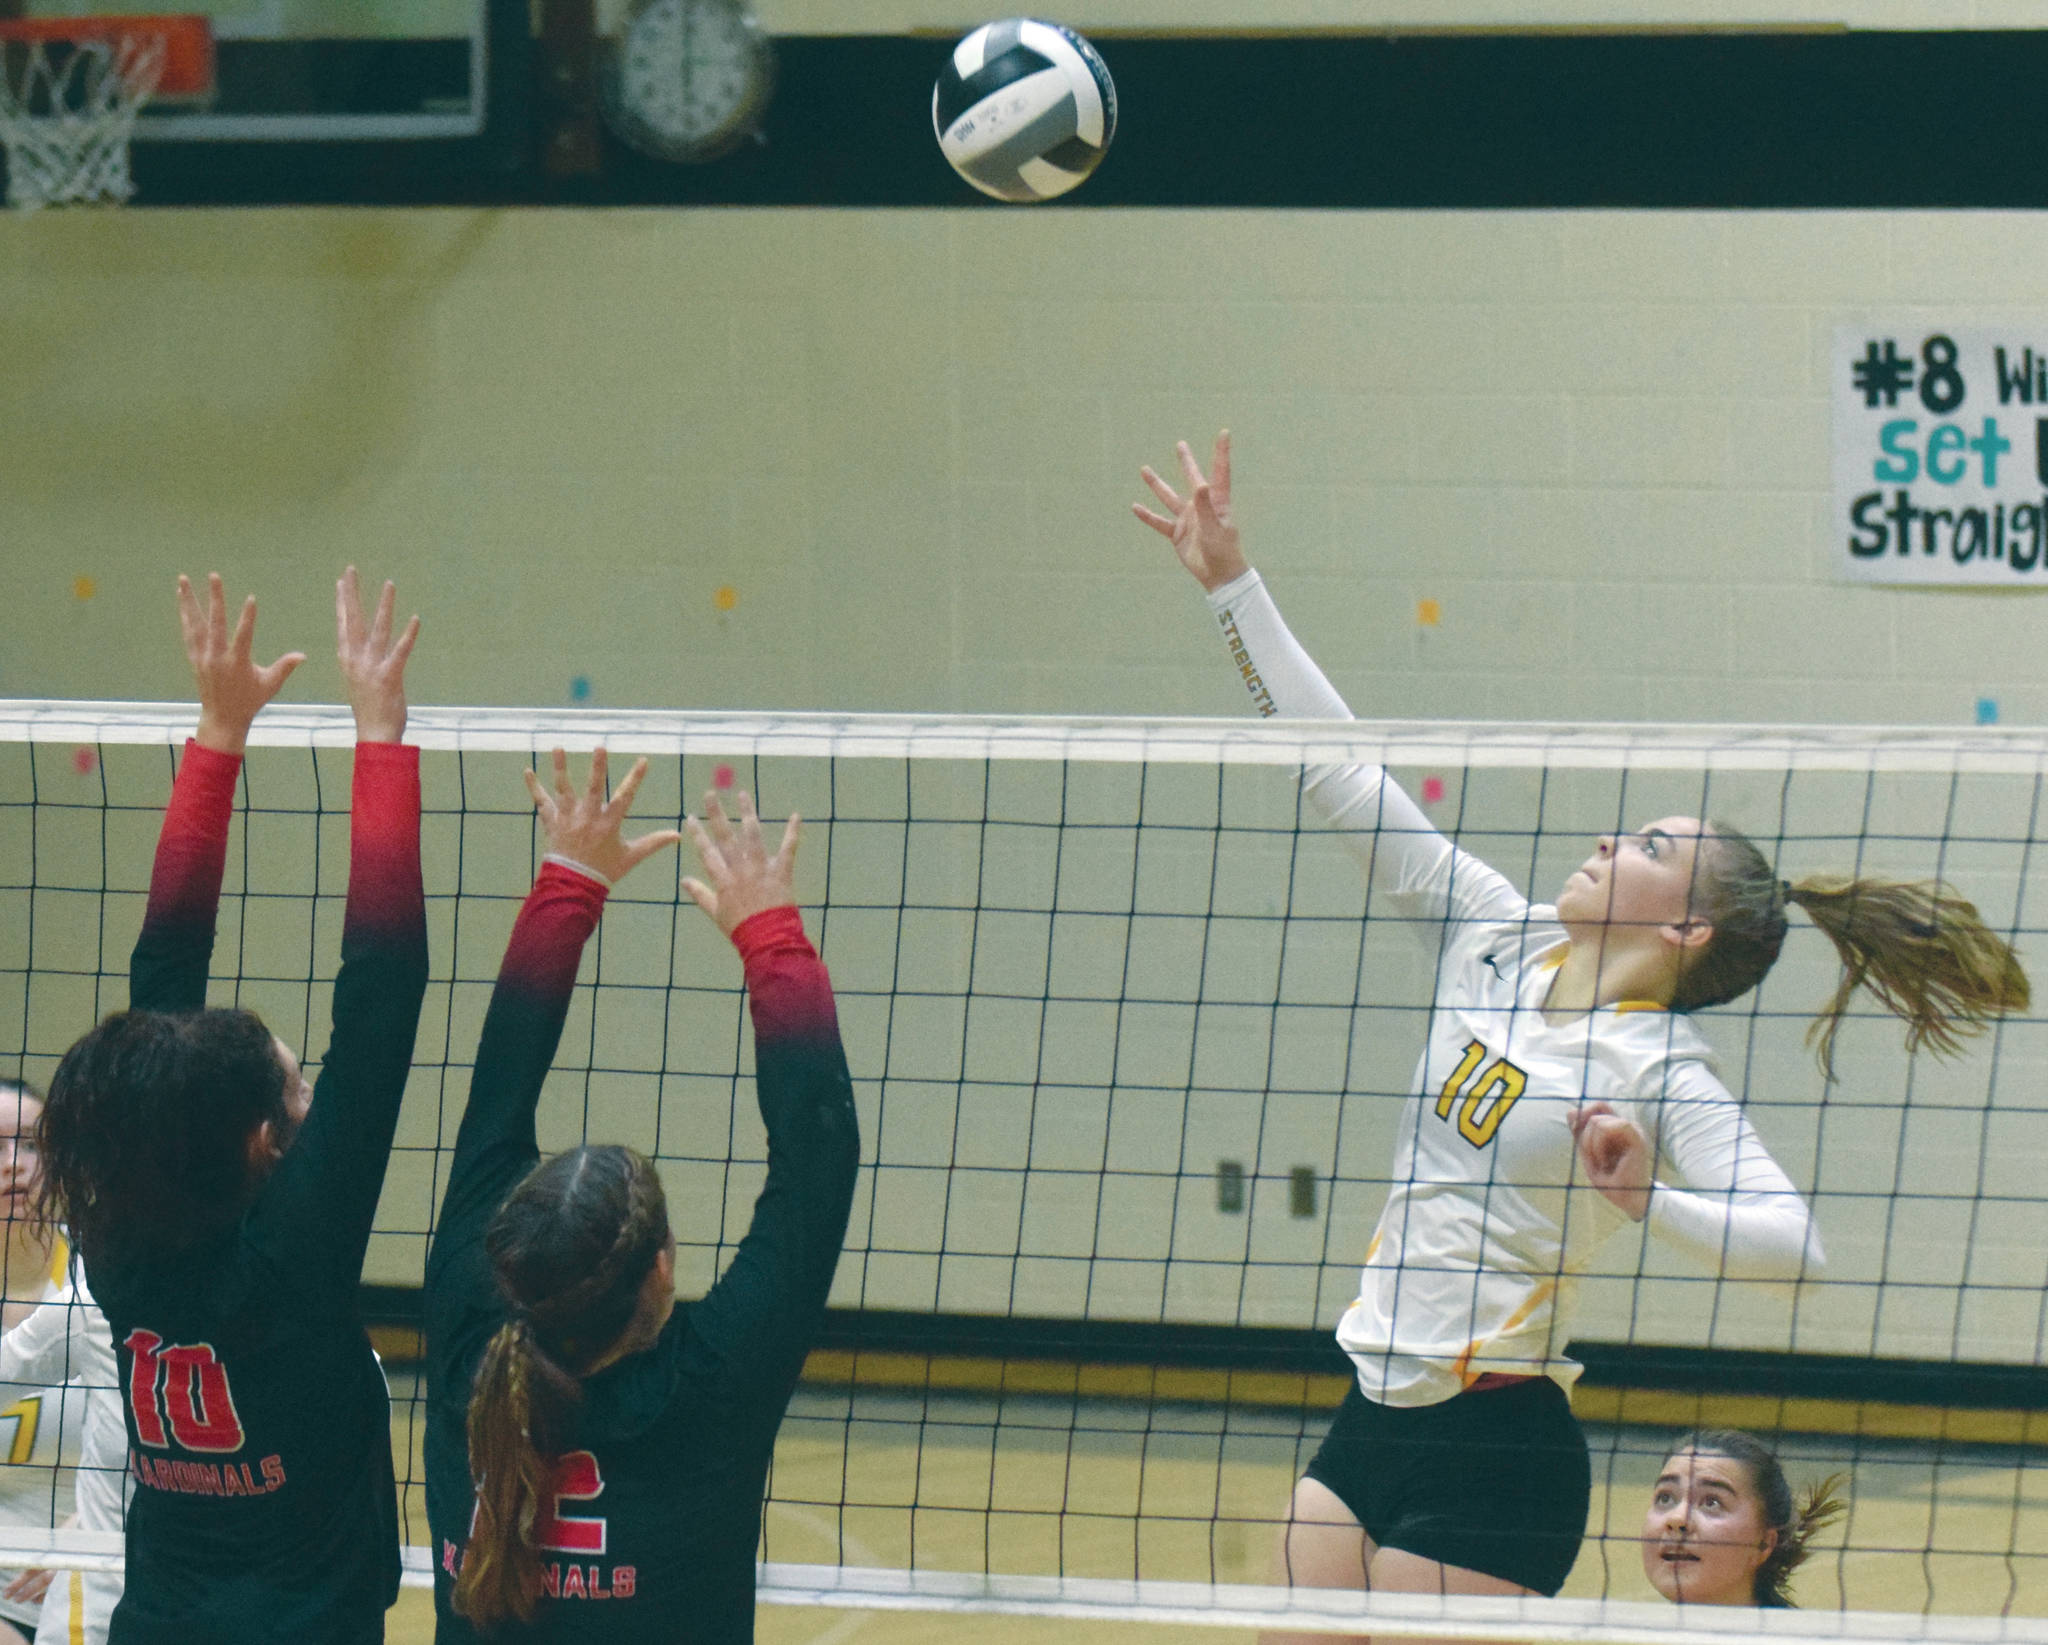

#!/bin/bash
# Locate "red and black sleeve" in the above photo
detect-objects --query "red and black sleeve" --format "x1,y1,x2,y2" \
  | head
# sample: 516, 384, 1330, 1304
683, 905, 860, 1434
128, 740, 241, 1014
432, 861, 608, 1283
247, 743, 430, 1291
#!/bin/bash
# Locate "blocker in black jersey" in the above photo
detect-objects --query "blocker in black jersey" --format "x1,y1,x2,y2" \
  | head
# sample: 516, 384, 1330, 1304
424, 867, 859, 1643
91, 738, 428, 1644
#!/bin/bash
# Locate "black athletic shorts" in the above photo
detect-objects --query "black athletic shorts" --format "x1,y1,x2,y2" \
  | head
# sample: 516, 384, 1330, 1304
1301, 1376, 1590, 1596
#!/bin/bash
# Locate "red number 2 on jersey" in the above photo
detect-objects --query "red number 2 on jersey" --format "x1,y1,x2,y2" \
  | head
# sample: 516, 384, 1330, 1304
535, 1450, 607, 1555
125, 1329, 246, 1453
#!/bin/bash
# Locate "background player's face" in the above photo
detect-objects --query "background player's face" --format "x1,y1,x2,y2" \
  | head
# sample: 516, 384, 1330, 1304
1556, 816, 1710, 941
0, 1088, 42, 1226
268, 1037, 314, 1160
1641, 1449, 1775, 1604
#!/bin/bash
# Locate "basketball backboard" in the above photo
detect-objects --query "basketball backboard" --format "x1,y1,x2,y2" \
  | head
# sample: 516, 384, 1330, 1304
3, 1, 492, 140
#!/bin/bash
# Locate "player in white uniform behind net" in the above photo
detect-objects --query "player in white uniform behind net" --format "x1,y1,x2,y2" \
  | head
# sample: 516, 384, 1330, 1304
1132, 433, 2028, 1624
0, 1079, 124, 1645
0, 1256, 123, 1645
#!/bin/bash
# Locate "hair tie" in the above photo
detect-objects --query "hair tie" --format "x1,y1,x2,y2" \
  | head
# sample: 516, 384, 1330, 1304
1780, 878, 1795, 905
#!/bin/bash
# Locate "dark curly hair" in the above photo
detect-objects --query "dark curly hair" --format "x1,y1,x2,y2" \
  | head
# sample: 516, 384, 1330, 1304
453, 1145, 671, 1629
34, 1009, 291, 1267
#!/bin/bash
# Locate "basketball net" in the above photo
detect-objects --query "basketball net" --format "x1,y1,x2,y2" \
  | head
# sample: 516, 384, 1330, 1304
0, 29, 165, 210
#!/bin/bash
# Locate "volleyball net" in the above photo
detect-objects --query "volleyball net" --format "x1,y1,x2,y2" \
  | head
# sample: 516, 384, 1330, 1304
2, 701, 2045, 1642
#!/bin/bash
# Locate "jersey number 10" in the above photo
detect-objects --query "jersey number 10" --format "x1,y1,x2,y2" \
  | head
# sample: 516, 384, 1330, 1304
125, 1329, 247, 1453
1435, 1040, 1528, 1149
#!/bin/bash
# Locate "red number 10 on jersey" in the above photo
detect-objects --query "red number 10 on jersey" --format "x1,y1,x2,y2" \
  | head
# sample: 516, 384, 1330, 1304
125, 1328, 247, 1453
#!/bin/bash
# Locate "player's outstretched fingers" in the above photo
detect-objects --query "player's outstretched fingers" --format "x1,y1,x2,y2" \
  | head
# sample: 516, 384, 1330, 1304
229, 593, 257, 663
618, 824, 685, 878
337, 566, 362, 651
685, 809, 730, 885
1140, 464, 1184, 514
774, 813, 802, 876
608, 755, 650, 817
207, 571, 228, 647
700, 791, 737, 855
734, 791, 767, 861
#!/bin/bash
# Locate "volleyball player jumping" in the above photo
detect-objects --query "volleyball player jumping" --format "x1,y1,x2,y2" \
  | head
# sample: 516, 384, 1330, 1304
425, 753, 859, 1640
1133, 433, 2026, 1615
36, 570, 426, 1644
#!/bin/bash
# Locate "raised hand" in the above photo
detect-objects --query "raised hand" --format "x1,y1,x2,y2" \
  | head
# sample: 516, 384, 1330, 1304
335, 566, 420, 744
179, 573, 308, 757
1132, 430, 1249, 593
1568, 1101, 1654, 1222
522, 747, 684, 885
682, 790, 800, 937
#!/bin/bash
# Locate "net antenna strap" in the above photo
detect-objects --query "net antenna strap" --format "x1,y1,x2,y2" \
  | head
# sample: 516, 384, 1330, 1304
0, 13, 212, 210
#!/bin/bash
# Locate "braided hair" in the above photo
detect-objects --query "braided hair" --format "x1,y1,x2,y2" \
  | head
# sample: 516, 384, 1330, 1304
1666, 1429, 1846, 1607
1671, 824, 2028, 1076
453, 1145, 671, 1628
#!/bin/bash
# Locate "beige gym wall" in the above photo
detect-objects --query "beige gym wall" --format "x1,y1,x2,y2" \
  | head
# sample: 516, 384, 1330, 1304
7, 207, 2047, 725
6, 204, 2047, 1360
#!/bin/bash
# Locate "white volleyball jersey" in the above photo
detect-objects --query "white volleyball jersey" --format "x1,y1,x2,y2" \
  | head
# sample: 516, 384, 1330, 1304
1205, 568, 1824, 1408
0, 1242, 127, 1645
0, 1242, 89, 1532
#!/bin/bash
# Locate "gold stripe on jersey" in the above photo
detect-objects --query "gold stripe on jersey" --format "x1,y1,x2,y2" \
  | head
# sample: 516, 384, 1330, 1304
1452, 1280, 1556, 1387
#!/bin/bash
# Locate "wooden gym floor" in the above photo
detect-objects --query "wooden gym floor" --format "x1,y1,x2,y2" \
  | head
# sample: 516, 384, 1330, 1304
381, 1375, 2047, 1642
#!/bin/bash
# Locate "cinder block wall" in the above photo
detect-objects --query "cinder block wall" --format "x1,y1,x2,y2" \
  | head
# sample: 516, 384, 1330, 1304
6, 195, 2044, 1361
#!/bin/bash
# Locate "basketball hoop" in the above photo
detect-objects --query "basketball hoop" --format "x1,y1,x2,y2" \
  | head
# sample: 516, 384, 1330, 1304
0, 15, 213, 210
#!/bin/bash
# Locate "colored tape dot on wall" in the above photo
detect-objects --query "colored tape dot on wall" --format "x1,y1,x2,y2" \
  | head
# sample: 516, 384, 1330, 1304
1976, 697, 2000, 726
72, 575, 96, 601
1421, 775, 1445, 804
1417, 598, 1441, 628
714, 585, 739, 613
570, 675, 592, 702
72, 747, 97, 775
713, 764, 736, 790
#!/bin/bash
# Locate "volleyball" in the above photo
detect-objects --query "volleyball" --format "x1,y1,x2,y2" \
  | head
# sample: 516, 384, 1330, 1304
932, 19, 1116, 202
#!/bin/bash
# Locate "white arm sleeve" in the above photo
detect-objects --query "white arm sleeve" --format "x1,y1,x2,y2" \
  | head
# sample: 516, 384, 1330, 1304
1204, 568, 1527, 929
0, 1278, 92, 1387
1642, 1063, 1826, 1280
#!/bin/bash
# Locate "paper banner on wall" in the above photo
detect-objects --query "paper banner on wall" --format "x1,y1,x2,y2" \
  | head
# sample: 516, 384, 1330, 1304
1834, 324, 2048, 586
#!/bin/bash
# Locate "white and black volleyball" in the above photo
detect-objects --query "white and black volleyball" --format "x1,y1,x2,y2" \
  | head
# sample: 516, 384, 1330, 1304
933, 19, 1116, 202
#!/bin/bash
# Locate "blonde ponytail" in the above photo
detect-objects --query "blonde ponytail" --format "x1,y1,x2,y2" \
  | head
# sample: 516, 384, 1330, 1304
1671, 826, 2028, 1077
1788, 876, 2029, 1076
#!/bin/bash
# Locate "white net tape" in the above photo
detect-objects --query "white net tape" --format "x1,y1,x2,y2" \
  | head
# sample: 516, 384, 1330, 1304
0, 29, 164, 210
6, 699, 2048, 774
0, 1532, 2041, 1644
